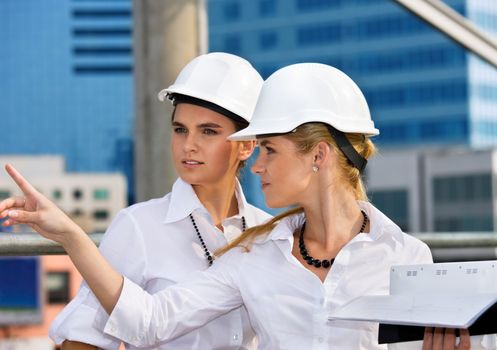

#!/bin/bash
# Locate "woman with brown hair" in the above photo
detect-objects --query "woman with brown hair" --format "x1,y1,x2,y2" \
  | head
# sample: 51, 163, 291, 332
1, 63, 472, 349
2, 52, 271, 350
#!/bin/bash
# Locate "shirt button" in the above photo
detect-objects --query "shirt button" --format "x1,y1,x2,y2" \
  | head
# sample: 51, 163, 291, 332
233, 334, 239, 341
318, 336, 324, 343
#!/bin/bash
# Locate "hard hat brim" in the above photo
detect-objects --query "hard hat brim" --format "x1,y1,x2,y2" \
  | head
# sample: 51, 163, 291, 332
229, 113, 380, 141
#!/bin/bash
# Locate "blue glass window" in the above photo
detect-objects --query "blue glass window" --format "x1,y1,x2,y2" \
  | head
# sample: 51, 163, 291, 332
356, 46, 466, 75
369, 189, 409, 231
297, 23, 341, 46
259, 31, 278, 50
355, 14, 429, 40
224, 34, 242, 54
296, 0, 341, 11
223, 2, 240, 21
259, 0, 276, 16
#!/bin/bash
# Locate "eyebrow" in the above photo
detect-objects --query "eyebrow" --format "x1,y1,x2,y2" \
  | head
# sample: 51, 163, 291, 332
259, 139, 274, 147
172, 121, 223, 129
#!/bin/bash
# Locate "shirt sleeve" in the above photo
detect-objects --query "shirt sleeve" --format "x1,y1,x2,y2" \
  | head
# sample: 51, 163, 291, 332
100, 250, 244, 348
49, 209, 148, 348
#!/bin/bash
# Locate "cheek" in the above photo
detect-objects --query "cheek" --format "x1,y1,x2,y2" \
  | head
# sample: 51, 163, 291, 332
171, 138, 181, 159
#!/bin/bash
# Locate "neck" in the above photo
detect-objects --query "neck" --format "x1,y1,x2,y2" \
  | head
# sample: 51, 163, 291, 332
300, 180, 366, 251
193, 178, 239, 228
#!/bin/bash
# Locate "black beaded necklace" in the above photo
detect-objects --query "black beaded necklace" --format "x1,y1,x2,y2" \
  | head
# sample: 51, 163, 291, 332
299, 210, 369, 269
189, 214, 246, 266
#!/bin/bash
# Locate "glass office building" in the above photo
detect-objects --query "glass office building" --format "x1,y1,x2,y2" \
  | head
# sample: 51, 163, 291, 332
208, 0, 497, 217
208, 0, 497, 148
0, 0, 134, 202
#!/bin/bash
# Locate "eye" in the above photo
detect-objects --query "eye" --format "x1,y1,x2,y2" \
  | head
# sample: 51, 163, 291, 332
264, 146, 275, 155
173, 127, 187, 134
202, 128, 218, 135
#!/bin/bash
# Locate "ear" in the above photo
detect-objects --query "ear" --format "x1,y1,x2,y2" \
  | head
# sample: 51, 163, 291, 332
312, 141, 332, 167
237, 140, 256, 161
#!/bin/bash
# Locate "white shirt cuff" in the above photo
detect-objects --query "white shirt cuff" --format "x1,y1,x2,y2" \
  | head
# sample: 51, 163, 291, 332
103, 276, 153, 346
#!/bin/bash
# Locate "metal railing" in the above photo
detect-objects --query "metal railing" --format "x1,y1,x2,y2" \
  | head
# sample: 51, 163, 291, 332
0, 233, 104, 256
1, 232, 497, 262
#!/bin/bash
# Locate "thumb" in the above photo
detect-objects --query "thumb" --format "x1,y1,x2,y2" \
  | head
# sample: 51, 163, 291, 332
7, 209, 39, 224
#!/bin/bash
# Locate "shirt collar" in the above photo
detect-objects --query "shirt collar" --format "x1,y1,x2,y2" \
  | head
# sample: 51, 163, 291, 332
260, 212, 304, 243
163, 178, 248, 224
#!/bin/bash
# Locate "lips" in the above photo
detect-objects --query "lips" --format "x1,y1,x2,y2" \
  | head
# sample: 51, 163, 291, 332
181, 159, 205, 168
182, 159, 204, 165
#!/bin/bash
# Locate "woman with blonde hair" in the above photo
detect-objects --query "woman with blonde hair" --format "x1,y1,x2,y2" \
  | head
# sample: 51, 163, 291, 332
1, 63, 472, 349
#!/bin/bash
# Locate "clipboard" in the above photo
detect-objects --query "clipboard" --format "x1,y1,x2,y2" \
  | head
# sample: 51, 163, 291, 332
328, 260, 497, 344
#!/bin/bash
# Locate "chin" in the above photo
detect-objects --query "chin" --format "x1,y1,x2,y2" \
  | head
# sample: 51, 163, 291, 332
179, 173, 203, 185
264, 197, 289, 209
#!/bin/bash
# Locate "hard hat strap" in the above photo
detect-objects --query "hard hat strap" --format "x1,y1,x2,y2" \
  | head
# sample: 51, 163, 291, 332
170, 93, 249, 128
326, 126, 367, 173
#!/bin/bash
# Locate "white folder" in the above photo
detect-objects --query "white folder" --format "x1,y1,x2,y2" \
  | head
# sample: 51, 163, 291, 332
328, 260, 497, 343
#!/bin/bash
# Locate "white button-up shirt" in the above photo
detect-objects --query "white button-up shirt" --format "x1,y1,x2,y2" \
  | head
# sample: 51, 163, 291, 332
50, 178, 271, 350
100, 202, 434, 350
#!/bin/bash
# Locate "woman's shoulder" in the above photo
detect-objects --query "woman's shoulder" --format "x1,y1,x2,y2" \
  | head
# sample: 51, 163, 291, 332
364, 202, 432, 263
122, 193, 172, 218
361, 202, 429, 251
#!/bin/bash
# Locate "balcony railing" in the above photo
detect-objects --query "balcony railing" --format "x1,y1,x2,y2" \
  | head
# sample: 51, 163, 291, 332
1, 232, 497, 262
0, 233, 103, 256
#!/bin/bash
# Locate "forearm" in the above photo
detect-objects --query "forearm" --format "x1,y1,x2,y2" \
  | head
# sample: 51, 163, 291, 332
62, 227, 124, 315
61, 340, 98, 350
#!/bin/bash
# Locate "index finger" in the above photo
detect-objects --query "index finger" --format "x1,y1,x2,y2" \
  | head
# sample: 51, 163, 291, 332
422, 327, 434, 350
5, 164, 39, 196
457, 329, 470, 350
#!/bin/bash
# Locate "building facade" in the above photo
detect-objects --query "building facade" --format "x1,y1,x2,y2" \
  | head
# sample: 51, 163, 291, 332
208, 0, 497, 148
0, 0, 134, 203
367, 148, 496, 233
208, 0, 497, 218
0, 156, 126, 233
0, 155, 126, 349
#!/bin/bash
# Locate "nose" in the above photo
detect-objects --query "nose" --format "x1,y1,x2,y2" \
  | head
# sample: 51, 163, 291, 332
251, 153, 265, 175
183, 132, 198, 153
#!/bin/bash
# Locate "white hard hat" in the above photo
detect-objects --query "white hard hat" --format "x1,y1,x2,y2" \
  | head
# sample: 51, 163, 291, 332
229, 63, 379, 140
158, 52, 263, 123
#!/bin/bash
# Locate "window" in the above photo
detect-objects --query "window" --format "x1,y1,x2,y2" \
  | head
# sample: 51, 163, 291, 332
72, 9, 131, 18
73, 46, 132, 56
297, 23, 341, 46
223, 2, 240, 21
259, 31, 277, 50
297, 0, 341, 11
433, 173, 492, 204
47, 272, 70, 304
366, 80, 467, 109
93, 188, 109, 200
259, 0, 276, 16
369, 189, 409, 231
73, 189, 83, 200
72, 28, 131, 37
435, 215, 493, 232
355, 14, 429, 41
356, 46, 466, 75
224, 34, 242, 54
93, 210, 109, 220
52, 189, 62, 200
73, 65, 132, 75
